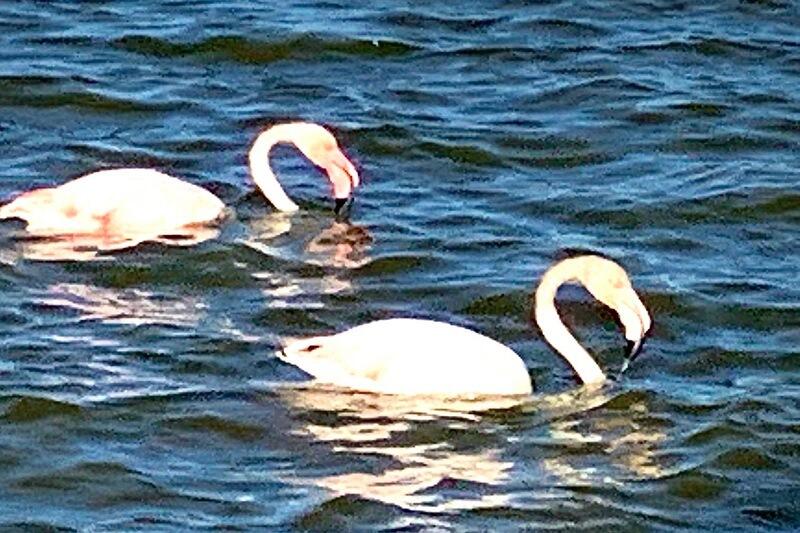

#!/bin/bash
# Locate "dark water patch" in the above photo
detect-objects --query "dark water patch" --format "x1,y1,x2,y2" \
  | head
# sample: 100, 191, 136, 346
517, 17, 609, 37
162, 414, 262, 442
496, 135, 591, 153
666, 469, 729, 500
294, 494, 410, 532
157, 138, 235, 155
713, 447, 784, 470
675, 347, 772, 375
742, 504, 800, 530
428, 45, 552, 63
64, 252, 256, 290
573, 189, 800, 229
760, 117, 800, 136
0, 74, 62, 88
696, 302, 800, 332
0, 522, 76, 532
668, 399, 729, 417
25, 35, 94, 46
0, 91, 175, 113
737, 92, 791, 105
621, 36, 771, 58
254, 307, 331, 335
353, 254, 440, 277
2, 395, 83, 422
185, 337, 260, 358
670, 102, 731, 117
665, 133, 793, 153
114, 34, 421, 64
64, 145, 189, 171
493, 134, 614, 168
625, 110, 676, 125
684, 423, 753, 445
601, 390, 653, 411
776, 352, 800, 372
11, 460, 145, 492
443, 236, 524, 253
350, 124, 421, 157
519, 151, 612, 169
389, 87, 451, 107
417, 140, 501, 167
520, 77, 655, 108
8, 460, 250, 511
460, 290, 529, 317
382, 11, 506, 32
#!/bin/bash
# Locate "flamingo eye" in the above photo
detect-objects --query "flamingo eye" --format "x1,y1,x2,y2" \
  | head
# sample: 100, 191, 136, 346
304, 344, 321, 352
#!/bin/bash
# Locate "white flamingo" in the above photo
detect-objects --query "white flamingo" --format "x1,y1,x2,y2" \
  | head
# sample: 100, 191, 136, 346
0, 122, 359, 239
278, 255, 652, 395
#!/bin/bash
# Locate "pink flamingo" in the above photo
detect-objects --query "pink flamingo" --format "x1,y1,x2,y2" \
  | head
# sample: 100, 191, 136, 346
278, 255, 652, 395
0, 122, 359, 240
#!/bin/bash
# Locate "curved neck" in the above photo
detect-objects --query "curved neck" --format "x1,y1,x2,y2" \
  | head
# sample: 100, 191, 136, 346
534, 259, 606, 384
248, 126, 300, 212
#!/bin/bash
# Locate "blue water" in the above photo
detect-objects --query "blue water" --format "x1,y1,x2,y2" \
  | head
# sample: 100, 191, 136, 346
0, 1, 799, 530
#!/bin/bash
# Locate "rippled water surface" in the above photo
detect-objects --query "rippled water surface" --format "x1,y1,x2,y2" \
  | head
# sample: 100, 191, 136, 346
0, 1, 799, 530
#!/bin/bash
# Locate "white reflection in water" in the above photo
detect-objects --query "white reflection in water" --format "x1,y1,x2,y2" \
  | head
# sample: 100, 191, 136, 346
24, 282, 208, 403
279, 384, 670, 513
6, 225, 220, 262
534, 388, 669, 485
278, 385, 521, 512
245, 216, 372, 304
36, 282, 204, 327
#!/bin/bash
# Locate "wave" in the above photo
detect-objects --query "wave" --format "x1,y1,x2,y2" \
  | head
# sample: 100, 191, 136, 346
113, 34, 421, 63
2, 395, 83, 422
0, 89, 175, 113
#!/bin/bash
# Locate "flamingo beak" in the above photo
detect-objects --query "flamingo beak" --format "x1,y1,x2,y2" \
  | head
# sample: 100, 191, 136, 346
325, 150, 360, 213
333, 197, 352, 217
615, 288, 651, 376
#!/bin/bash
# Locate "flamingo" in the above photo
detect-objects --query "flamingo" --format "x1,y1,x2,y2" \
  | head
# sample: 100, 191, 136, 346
278, 255, 652, 395
0, 122, 359, 240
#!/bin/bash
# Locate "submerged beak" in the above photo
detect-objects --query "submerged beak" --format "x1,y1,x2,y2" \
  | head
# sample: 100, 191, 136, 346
326, 150, 360, 199
619, 337, 646, 376
615, 288, 651, 377
333, 197, 352, 217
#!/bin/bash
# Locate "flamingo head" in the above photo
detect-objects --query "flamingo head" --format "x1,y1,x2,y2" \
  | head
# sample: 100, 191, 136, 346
577, 256, 652, 361
287, 123, 360, 212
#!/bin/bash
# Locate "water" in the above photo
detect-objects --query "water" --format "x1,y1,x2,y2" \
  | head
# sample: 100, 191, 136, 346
0, 1, 798, 530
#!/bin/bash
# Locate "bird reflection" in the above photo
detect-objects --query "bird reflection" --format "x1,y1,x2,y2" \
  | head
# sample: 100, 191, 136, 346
245, 215, 372, 304
277, 384, 519, 512
36, 282, 203, 327
533, 387, 669, 484
278, 383, 670, 514
304, 221, 372, 269
4, 224, 220, 262
245, 214, 372, 269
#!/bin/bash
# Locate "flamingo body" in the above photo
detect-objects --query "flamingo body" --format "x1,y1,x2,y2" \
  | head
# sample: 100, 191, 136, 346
0, 168, 224, 237
0, 122, 359, 247
279, 256, 652, 396
279, 318, 533, 396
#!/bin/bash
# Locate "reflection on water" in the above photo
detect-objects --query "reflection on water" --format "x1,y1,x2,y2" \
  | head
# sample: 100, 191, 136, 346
535, 388, 669, 486
4, 225, 221, 262
278, 385, 519, 512
35, 282, 204, 327
279, 384, 670, 515
305, 221, 372, 269
246, 218, 373, 305
245, 215, 373, 269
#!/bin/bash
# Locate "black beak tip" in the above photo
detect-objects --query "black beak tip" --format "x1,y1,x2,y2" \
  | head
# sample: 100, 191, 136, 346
625, 339, 643, 360
333, 197, 352, 217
